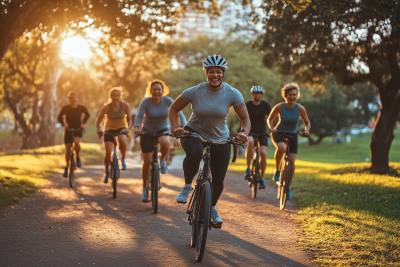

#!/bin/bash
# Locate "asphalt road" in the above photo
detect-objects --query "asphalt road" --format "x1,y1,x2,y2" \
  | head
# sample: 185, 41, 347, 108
0, 155, 313, 266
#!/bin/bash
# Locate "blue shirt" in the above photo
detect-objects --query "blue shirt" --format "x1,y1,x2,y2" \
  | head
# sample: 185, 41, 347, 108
276, 103, 300, 134
181, 82, 244, 142
134, 96, 187, 134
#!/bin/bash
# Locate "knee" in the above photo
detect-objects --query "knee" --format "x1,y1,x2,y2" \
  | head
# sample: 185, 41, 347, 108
277, 145, 286, 153
289, 159, 296, 165
260, 151, 267, 159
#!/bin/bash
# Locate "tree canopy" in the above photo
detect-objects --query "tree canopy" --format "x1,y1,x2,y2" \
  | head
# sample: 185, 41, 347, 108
255, 0, 400, 173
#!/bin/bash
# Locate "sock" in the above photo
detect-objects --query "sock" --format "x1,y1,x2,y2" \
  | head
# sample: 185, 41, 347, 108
185, 183, 191, 187
143, 188, 147, 193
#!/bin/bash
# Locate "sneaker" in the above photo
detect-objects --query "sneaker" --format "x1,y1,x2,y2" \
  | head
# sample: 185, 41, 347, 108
176, 185, 192, 204
211, 208, 223, 225
259, 179, 266, 189
103, 171, 110, 184
244, 168, 250, 180
160, 159, 167, 174
76, 157, 82, 167
121, 159, 127, 170
142, 188, 149, 202
287, 188, 292, 200
62, 167, 68, 178
273, 169, 280, 182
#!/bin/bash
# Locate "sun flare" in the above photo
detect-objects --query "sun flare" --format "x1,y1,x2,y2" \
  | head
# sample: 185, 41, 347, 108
61, 36, 91, 58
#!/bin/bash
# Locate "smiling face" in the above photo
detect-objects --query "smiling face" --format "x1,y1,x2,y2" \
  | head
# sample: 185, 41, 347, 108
252, 92, 262, 102
205, 67, 224, 87
285, 89, 298, 104
110, 90, 121, 103
150, 83, 163, 99
68, 94, 78, 108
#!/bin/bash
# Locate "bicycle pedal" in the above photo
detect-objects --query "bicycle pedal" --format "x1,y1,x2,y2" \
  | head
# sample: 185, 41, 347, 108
212, 223, 222, 229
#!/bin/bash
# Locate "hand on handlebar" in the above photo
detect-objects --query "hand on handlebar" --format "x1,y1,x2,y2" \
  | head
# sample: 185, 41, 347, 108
271, 128, 278, 134
303, 130, 310, 137
173, 127, 188, 137
235, 132, 248, 144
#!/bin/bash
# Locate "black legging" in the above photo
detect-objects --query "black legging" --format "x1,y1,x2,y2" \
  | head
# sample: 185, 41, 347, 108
180, 138, 231, 206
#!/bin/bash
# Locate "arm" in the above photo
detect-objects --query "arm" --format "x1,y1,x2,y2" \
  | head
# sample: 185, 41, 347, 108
233, 102, 250, 143
298, 104, 311, 136
57, 107, 66, 128
169, 96, 190, 137
123, 102, 131, 129
81, 106, 90, 129
134, 100, 146, 135
267, 104, 283, 134
95, 105, 108, 135
178, 110, 187, 127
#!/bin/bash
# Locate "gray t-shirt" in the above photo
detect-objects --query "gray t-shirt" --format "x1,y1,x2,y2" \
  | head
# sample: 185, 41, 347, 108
181, 82, 244, 142
134, 96, 187, 134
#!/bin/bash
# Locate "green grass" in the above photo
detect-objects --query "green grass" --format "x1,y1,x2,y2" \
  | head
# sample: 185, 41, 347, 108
228, 130, 400, 266
0, 143, 104, 207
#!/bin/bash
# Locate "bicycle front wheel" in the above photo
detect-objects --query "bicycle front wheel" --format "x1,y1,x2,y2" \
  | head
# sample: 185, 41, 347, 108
196, 181, 211, 262
69, 153, 75, 188
152, 162, 159, 213
251, 160, 258, 199
280, 161, 290, 210
112, 156, 118, 199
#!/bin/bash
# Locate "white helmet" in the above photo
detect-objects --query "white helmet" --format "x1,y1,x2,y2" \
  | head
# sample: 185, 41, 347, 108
251, 85, 264, 93
203, 54, 228, 71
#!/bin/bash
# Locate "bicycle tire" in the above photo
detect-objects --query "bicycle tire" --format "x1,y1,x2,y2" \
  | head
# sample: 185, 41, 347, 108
69, 152, 75, 188
189, 185, 198, 248
196, 181, 211, 262
112, 155, 118, 199
280, 161, 290, 210
152, 162, 159, 213
251, 160, 258, 199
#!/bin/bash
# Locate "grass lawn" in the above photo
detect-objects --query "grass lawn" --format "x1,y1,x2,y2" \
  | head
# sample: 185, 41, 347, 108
229, 130, 400, 266
0, 143, 103, 207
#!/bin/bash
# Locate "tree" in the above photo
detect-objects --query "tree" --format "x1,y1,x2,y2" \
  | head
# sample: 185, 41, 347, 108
0, 31, 62, 148
256, 0, 400, 173
300, 77, 354, 144
0, 0, 221, 61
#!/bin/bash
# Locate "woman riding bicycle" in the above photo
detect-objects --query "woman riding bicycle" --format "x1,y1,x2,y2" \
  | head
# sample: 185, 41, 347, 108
267, 83, 311, 200
169, 54, 250, 225
134, 79, 187, 202
96, 87, 131, 183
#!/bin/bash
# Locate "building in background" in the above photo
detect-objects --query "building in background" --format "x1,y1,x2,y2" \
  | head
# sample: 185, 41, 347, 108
173, 2, 259, 42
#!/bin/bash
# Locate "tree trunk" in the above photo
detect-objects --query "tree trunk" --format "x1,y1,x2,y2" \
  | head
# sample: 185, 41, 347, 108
26, 56, 63, 148
307, 134, 326, 145
370, 84, 400, 174
12, 119, 19, 134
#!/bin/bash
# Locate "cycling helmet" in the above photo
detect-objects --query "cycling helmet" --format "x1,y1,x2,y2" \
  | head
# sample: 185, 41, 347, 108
251, 85, 264, 93
203, 54, 228, 71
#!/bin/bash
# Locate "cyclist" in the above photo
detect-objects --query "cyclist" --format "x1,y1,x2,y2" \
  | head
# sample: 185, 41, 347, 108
267, 83, 311, 200
243, 85, 271, 189
134, 79, 187, 202
169, 54, 250, 225
57, 91, 90, 178
95, 87, 131, 183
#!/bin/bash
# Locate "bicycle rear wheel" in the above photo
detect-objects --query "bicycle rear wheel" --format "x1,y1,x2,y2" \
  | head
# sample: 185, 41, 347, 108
280, 161, 290, 210
196, 181, 211, 262
69, 152, 75, 188
251, 160, 258, 199
151, 162, 159, 213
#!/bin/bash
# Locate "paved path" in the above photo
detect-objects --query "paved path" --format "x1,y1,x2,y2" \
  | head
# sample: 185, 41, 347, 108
0, 155, 313, 266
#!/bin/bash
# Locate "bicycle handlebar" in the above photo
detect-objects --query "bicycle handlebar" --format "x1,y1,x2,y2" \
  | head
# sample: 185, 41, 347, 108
249, 132, 270, 138
275, 131, 306, 138
176, 132, 245, 163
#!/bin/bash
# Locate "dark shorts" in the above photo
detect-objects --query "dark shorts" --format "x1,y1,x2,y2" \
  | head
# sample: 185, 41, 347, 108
104, 128, 126, 143
140, 129, 170, 153
64, 129, 83, 144
249, 132, 268, 147
271, 132, 298, 154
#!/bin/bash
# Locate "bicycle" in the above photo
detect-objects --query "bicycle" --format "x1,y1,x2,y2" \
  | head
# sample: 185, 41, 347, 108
177, 133, 244, 262
65, 128, 83, 188
99, 131, 129, 199
246, 132, 270, 199
275, 131, 304, 210
136, 131, 172, 214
